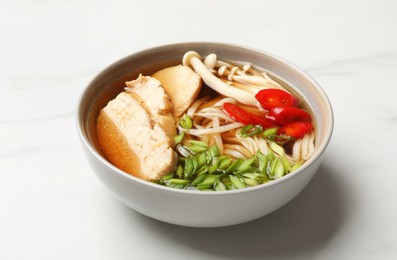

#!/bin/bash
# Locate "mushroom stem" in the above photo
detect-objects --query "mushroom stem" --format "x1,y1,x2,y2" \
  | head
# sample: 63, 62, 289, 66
232, 81, 264, 93
217, 65, 246, 78
232, 75, 269, 86
183, 51, 258, 105
220, 79, 258, 94
233, 75, 284, 90
215, 60, 234, 69
262, 72, 284, 88
227, 66, 240, 81
246, 66, 263, 77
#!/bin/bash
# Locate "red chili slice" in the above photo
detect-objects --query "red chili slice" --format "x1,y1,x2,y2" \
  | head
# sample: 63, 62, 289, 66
223, 103, 256, 125
250, 114, 277, 129
267, 107, 311, 125
278, 122, 313, 139
255, 89, 299, 110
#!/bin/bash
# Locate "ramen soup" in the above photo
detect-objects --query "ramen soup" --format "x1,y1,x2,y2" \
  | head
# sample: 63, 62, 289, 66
96, 51, 315, 191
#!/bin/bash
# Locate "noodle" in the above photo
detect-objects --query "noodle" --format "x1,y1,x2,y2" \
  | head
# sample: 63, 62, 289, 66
182, 122, 244, 136
302, 132, 315, 160
213, 97, 237, 107
195, 108, 234, 121
224, 143, 254, 158
181, 94, 315, 164
212, 117, 224, 154
187, 96, 210, 118
223, 149, 246, 159
253, 135, 269, 154
288, 139, 302, 163
176, 144, 191, 158
176, 56, 315, 180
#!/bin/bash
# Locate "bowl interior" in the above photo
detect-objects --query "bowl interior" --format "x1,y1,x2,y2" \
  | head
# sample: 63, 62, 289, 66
77, 42, 333, 186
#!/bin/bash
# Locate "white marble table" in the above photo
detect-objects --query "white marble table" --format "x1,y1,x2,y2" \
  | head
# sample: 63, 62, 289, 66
1, 0, 397, 259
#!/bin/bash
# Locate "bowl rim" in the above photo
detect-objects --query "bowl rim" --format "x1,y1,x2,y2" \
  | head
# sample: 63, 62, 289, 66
76, 41, 334, 196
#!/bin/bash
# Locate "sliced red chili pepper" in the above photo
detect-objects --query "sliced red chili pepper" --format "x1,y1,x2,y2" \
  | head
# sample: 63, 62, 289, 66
278, 122, 313, 139
267, 107, 311, 125
223, 102, 256, 125
255, 89, 299, 110
250, 114, 277, 129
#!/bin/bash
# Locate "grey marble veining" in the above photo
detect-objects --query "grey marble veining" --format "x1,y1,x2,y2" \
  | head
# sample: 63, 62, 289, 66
307, 49, 397, 75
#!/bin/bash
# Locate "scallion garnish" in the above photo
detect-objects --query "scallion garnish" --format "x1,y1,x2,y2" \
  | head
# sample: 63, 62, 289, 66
173, 131, 185, 145
157, 144, 300, 191
179, 114, 193, 129
239, 124, 263, 138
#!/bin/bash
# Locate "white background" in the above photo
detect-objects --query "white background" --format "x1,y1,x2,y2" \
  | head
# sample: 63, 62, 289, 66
1, 0, 397, 259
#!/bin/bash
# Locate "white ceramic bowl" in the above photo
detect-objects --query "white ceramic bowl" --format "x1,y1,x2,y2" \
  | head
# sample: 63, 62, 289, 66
76, 42, 333, 227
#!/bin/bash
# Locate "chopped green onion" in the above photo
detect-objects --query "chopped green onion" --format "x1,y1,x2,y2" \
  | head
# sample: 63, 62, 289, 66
184, 157, 193, 179
263, 127, 278, 138
267, 150, 275, 161
200, 174, 221, 187
188, 140, 208, 148
265, 151, 275, 176
216, 155, 231, 161
209, 162, 220, 174
237, 157, 256, 172
239, 124, 263, 138
196, 152, 207, 167
240, 124, 254, 133
167, 179, 190, 189
256, 173, 269, 183
269, 141, 286, 156
268, 134, 293, 145
218, 157, 233, 170
243, 173, 262, 180
214, 180, 227, 191
176, 164, 183, 178
196, 185, 213, 191
161, 172, 174, 182
225, 158, 244, 173
270, 157, 285, 179
169, 179, 190, 185
207, 145, 220, 161
281, 156, 291, 173
221, 177, 233, 190
158, 142, 298, 191
229, 175, 246, 189
173, 131, 185, 145
185, 145, 208, 153
236, 166, 258, 175
190, 173, 208, 186
196, 165, 209, 176
243, 177, 259, 186
169, 184, 187, 189
256, 151, 268, 173
179, 114, 193, 129
191, 156, 199, 175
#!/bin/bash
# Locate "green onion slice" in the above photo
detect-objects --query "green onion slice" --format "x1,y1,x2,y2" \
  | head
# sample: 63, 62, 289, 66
179, 114, 193, 129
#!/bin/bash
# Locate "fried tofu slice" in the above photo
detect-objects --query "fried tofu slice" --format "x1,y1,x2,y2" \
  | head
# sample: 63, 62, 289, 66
152, 65, 202, 117
97, 77, 177, 181
125, 75, 176, 139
